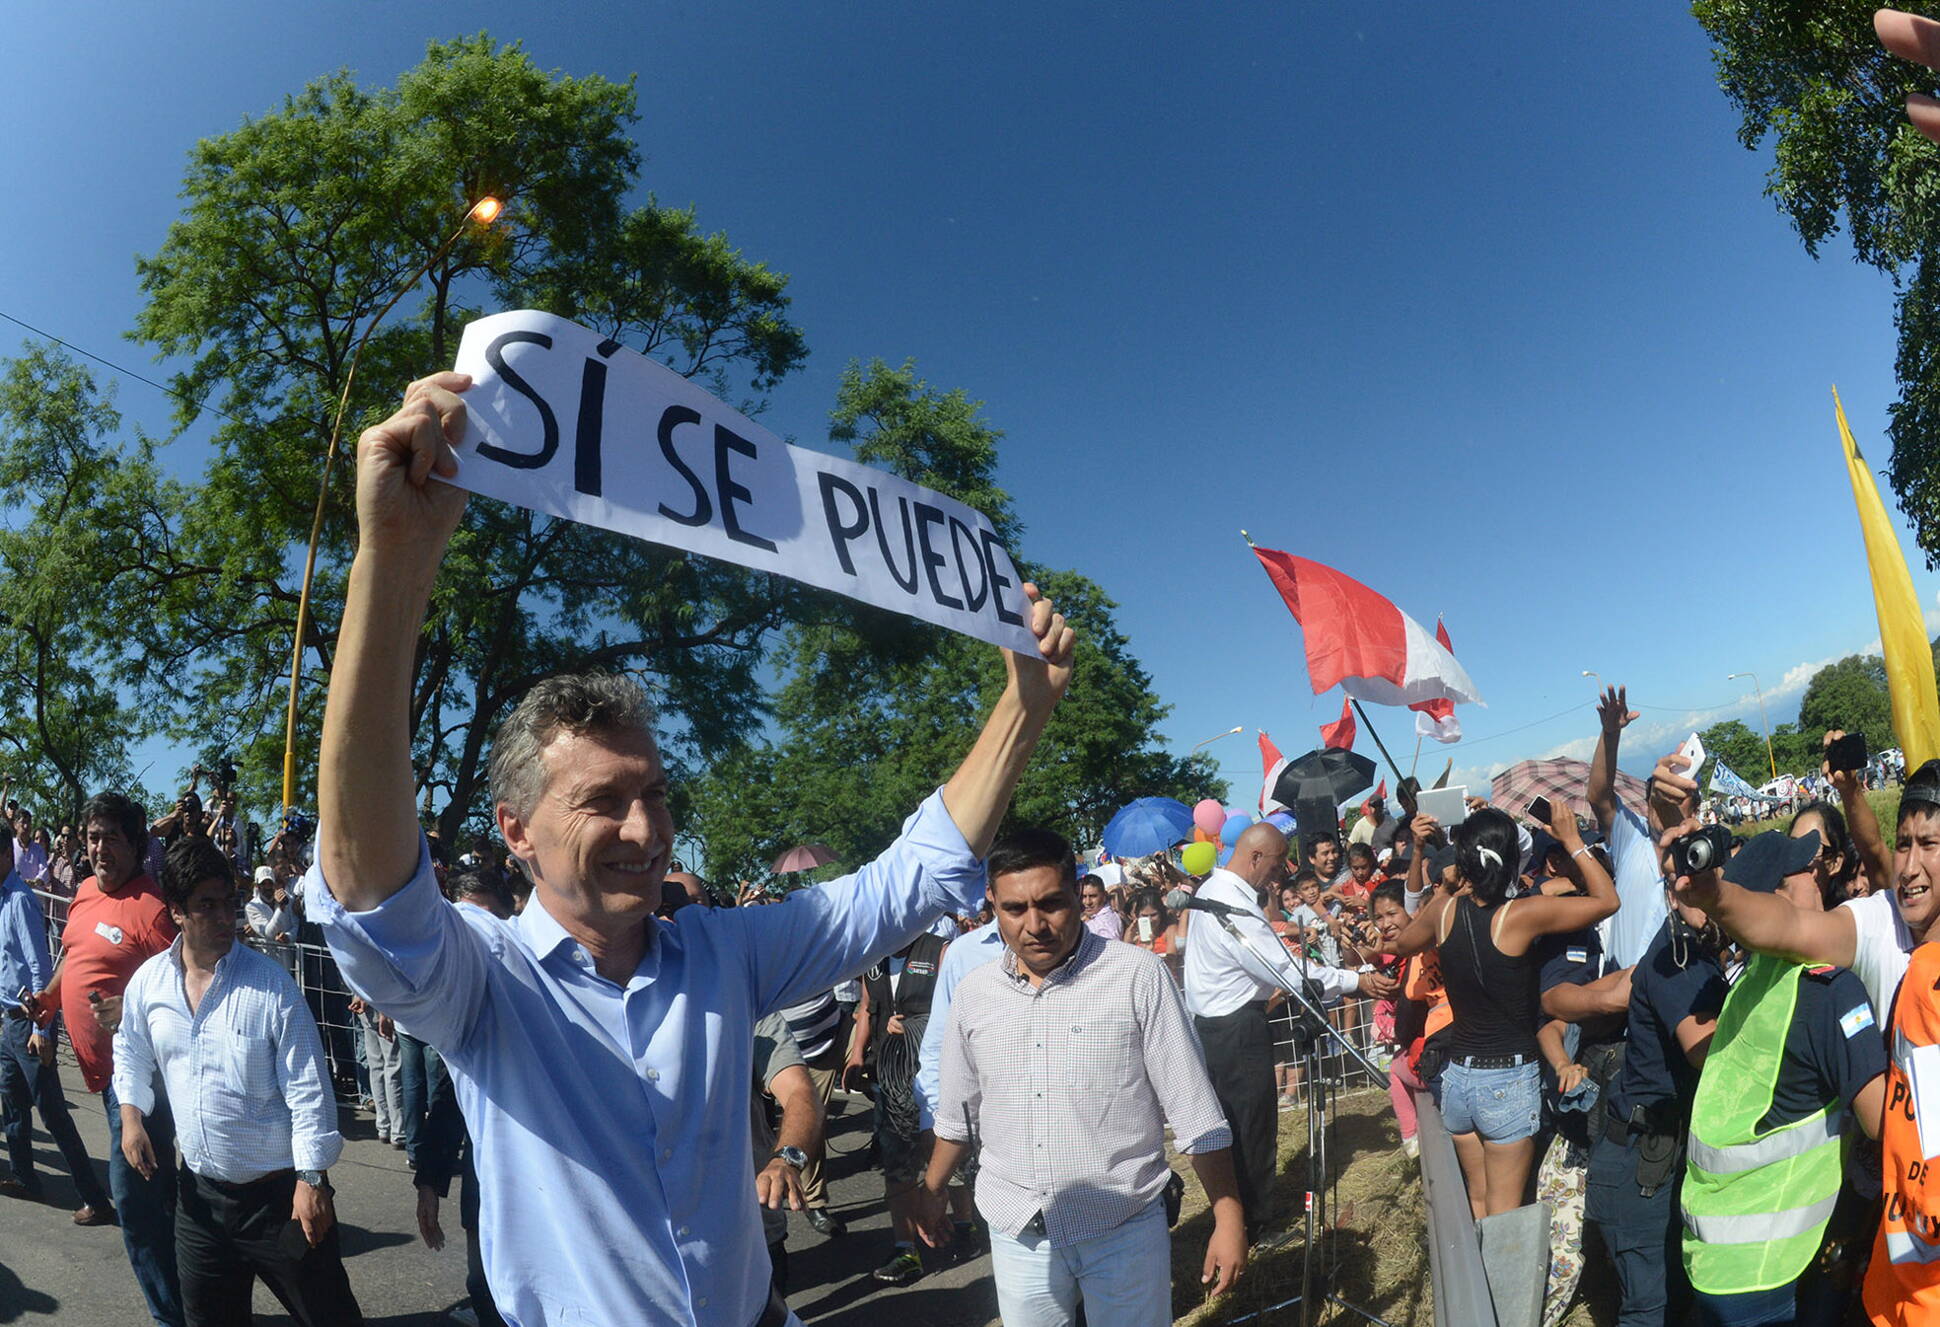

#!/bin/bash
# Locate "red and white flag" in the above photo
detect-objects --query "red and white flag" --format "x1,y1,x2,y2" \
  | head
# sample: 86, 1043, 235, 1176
1258, 731, 1285, 814
1320, 696, 1356, 750
1409, 618, 1464, 744
1250, 546, 1482, 709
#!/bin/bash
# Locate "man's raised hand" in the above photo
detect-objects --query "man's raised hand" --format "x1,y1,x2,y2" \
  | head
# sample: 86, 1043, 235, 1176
354, 372, 471, 567
1004, 582, 1075, 714
1597, 685, 1636, 737
1879, 10, 1940, 143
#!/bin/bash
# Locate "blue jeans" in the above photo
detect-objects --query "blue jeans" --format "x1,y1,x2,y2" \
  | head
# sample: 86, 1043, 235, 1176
1440, 1059, 1542, 1143
396, 1032, 448, 1169
0, 1017, 108, 1208
987, 1198, 1172, 1327
103, 1079, 185, 1327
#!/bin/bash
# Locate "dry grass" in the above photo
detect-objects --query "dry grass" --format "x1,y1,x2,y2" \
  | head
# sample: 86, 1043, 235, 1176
1165, 1086, 1432, 1327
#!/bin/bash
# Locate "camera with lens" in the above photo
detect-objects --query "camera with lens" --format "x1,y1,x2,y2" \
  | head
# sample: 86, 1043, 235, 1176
1668, 824, 1734, 877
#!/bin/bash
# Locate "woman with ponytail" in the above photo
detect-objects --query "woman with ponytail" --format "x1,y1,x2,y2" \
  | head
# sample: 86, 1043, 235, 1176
1391, 800, 1618, 1217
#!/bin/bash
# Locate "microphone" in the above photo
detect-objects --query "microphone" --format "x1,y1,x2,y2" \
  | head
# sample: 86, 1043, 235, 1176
1163, 888, 1252, 921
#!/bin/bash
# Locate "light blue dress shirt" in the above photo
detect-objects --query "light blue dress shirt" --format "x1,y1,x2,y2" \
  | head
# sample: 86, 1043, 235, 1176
1601, 805, 1670, 970
914, 918, 1005, 1131
307, 789, 982, 1327
0, 868, 51, 1006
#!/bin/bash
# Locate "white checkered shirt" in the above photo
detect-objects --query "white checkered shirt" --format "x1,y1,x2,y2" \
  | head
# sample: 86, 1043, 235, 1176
113, 938, 342, 1182
934, 928, 1231, 1245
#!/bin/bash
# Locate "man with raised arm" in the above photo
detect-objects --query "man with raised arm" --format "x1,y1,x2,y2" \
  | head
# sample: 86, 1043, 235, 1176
1586, 685, 1671, 967
304, 373, 1075, 1327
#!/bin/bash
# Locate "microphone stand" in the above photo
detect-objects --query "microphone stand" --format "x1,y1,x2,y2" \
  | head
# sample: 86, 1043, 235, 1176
1212, 911, 1394, 1327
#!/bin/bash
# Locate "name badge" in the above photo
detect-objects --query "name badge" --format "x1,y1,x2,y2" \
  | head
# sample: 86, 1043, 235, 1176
94, 922, 124, 946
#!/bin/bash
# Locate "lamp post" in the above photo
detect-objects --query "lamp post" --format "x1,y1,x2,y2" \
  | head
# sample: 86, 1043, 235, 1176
1581, 669, 1602, 693
1727, 671, 1777, 781
280, 195, 505, 816
1189, 726, 1243, 755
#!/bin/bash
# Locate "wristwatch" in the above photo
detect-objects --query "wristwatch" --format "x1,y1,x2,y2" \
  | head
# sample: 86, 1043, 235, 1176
771, 1146, 808, 1170
296, 1169, 332, 1192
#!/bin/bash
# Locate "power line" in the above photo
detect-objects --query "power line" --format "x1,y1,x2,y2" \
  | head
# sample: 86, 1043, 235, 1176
0, 308, 245, 429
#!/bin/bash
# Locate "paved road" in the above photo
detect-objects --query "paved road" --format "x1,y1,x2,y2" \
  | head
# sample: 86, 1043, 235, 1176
0, 1063, 998, 1325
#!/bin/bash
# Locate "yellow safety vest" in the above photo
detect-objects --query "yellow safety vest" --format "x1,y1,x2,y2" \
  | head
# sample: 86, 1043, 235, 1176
1682, 952, 1845, 1294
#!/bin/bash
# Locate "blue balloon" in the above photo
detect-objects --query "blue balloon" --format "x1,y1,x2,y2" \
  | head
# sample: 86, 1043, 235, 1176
1264, 808, 1296, 833
1220, 812, 1250, 846
1217, 845, 1234, 868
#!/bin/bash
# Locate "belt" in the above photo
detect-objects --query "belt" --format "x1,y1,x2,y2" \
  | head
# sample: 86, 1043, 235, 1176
1451, 1053, 1531, 1070
1602, 1110, 1679, 1146
752, 1285, 790, 1327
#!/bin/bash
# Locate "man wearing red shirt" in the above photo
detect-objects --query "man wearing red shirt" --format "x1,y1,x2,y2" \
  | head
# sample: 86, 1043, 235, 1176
28, 792, 181, 1327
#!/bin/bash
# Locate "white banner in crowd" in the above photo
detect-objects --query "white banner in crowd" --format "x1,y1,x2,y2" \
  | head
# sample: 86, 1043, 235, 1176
447, 310, 1039, 655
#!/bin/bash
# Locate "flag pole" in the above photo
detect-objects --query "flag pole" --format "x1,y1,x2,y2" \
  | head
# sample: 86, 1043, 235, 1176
1410, 730, 1424, 778
1349, 699, 1408, 787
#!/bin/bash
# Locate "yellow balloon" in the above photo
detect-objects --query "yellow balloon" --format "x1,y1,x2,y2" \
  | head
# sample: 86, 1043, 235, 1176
1181, 841, 1217, 877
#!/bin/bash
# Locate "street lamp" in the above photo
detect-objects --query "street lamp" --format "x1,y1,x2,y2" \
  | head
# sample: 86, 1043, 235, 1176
1189, 726, 1243, 755
280, 195, 506, 816
1727, 671, 1777, 781
1581, 670, 1602, 692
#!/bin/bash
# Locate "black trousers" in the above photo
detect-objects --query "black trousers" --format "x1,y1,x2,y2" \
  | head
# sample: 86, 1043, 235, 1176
176, 1166, 364, 1327
1194, 1002, 1278, 1237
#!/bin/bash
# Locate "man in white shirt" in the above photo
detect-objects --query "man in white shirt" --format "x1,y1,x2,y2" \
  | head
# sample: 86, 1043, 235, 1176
244, 866, 300, 982
12, 808, 47, 887
1184, 823, 1394, 1242
114, 836, 362, 1326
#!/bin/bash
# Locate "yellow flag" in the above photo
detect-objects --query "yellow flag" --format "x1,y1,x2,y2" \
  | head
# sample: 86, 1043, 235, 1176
1836, 387, 1940, 769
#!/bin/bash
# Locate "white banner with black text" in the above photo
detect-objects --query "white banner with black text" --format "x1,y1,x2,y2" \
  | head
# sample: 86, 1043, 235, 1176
447, 310, 1038, 654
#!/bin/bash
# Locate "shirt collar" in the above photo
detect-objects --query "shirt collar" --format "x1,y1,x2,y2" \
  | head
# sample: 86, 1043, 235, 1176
1001, 926, 1102, 988
515, 887, 663, 981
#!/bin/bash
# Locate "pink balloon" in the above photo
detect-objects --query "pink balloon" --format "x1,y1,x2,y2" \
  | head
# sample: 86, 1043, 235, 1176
1193, 798, 1226, 837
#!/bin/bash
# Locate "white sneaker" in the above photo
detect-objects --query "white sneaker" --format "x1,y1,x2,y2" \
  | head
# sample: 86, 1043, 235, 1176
1403, 1137, 1419, 1159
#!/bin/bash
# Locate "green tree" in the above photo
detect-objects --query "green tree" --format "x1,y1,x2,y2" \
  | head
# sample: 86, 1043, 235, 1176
1797, 653, 1894, 752
129, 35, 808, 833
0, 346, 173, 823
684, 362, 1218, 885
1692, 2, 1940, 559
1699, 717, 1772, 779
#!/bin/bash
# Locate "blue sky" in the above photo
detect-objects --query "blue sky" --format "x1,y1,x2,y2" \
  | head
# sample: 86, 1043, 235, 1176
4, 3, 1932, 817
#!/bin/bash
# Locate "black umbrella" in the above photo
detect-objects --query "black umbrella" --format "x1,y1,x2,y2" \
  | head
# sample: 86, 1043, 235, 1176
1269, 747, 1378, 826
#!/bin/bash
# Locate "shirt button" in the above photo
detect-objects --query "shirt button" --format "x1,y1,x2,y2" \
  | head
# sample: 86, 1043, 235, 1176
647, 1069, 661, 1082
662, 1149, 673, 1162
696, 1298, 707, 1309
678, 1225, 689, 1237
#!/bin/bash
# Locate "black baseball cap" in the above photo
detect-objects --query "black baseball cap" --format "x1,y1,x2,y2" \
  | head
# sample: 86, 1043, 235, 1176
1722, 829, 1821, 894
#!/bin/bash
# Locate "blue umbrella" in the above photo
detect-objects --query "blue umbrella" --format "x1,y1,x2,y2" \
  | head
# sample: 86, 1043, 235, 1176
1101, 797, 1194, 859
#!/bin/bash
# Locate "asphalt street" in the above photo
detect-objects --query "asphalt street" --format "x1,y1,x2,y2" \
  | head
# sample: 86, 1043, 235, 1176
0, 1063, 998, 1325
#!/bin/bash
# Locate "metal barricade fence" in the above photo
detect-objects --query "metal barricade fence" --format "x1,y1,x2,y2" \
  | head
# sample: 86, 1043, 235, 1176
30, 885, 372, 1104
1269, 990, 1390, 1092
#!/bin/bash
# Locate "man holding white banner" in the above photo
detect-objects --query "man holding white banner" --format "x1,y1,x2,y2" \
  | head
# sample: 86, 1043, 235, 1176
302, 369, 1075, 1327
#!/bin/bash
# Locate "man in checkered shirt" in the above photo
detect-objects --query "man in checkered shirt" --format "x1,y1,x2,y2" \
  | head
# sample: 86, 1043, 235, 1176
917, 828, 1247, 1326
114, 835, 363, 1326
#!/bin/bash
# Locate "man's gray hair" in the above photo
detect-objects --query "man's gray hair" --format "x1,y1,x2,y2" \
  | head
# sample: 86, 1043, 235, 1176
489, 671, 657, 820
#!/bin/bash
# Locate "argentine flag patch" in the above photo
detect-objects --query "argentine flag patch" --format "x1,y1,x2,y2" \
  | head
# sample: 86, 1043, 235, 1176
1565, 947, 1588, 964
1841, 1004, 1876, 1039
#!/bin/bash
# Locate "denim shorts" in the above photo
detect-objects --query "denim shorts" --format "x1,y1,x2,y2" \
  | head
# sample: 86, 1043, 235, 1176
1438, 1059, 1542, 1143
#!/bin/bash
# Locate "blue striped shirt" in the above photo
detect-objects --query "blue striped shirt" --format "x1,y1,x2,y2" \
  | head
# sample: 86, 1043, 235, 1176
113, 938, 343, 1182
0, 869, 51, 1007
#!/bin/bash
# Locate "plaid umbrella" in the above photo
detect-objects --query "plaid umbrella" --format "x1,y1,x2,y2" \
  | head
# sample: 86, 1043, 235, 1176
1489, 758, 1648, 822
770, 843, 838, 873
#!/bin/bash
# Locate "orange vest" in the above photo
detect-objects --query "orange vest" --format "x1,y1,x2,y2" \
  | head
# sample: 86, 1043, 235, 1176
1866, 941, 1940, 1327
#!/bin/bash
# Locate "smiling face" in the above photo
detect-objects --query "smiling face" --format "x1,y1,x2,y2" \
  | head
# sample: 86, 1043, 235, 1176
497, 725, 675, 931
1312, 840, 1339, 878
1372, 894, 1407, 945
1079, 880, 1107, 918
990, 864, 1082, 980
1895, 805, 1940, 941
85, 817, 139, 892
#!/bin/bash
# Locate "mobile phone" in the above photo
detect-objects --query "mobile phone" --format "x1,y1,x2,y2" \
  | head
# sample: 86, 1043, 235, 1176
1677, 731, 1707, 782
1827, 731, 1868, 775
1138, 916, 1154, 943
1527, 796, 1552, 826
